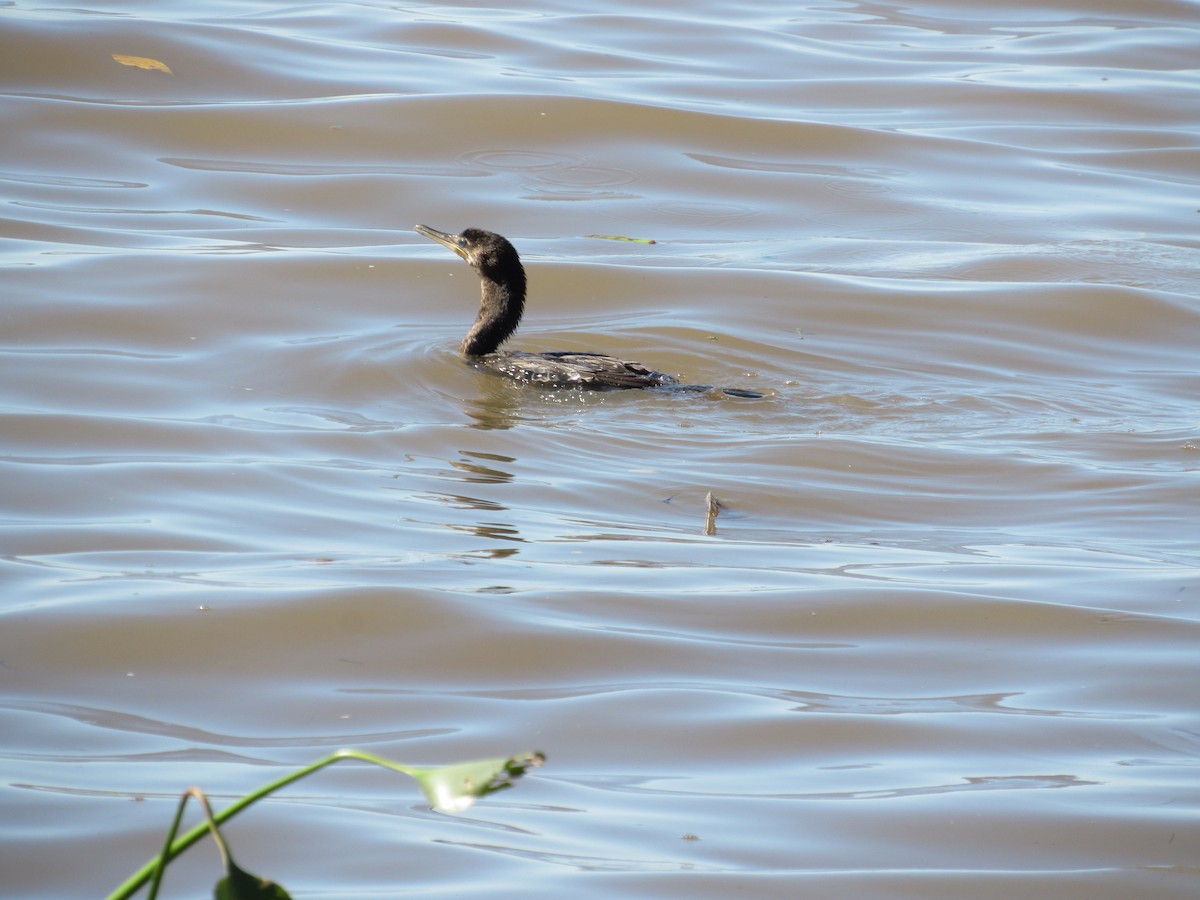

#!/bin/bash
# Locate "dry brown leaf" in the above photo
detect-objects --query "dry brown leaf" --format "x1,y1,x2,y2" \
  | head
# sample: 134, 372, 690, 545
112, 54, 173, 74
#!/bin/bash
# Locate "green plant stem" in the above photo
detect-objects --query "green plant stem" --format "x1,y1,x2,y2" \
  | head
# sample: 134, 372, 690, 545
144, 789, 193, 900
107, 749, 414, 900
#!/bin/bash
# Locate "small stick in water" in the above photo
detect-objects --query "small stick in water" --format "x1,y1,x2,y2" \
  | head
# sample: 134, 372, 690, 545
704, 492, 721, 535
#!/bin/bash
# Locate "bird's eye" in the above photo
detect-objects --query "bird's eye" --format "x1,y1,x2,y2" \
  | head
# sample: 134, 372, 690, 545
458, 238, 468, 247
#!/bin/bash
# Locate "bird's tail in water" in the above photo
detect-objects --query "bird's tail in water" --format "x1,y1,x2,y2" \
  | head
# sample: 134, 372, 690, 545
669, 384, 764, 399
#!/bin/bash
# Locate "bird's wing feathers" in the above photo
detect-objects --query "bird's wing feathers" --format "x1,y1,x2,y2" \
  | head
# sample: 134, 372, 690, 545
482, 351, 677, 389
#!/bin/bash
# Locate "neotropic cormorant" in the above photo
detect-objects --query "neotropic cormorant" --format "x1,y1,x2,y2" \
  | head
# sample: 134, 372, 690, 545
416, 224, 762, 398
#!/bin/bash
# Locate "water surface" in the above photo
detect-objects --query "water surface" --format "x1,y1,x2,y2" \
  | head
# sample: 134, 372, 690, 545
1, 1, 1198, 897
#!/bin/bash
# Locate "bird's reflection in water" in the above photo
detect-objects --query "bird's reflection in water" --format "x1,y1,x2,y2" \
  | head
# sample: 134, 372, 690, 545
415, 449, 525, 559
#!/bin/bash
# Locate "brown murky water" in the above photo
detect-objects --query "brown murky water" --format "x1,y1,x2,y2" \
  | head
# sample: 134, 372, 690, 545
2, 1, 1198, 897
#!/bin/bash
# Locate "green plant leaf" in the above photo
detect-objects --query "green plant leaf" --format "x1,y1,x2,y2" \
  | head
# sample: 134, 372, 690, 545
412, 752, 545, 813
108, 749, 545, 900
215, 858, 291, 899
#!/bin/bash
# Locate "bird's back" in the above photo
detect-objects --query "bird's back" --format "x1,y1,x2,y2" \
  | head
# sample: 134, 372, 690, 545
476, 350, 678, 390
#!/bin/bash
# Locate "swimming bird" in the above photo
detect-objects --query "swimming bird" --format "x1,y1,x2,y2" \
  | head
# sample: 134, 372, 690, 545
415, 224, 762, 397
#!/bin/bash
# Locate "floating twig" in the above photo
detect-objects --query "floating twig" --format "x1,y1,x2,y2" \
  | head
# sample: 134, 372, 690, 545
704, 492, 721, 535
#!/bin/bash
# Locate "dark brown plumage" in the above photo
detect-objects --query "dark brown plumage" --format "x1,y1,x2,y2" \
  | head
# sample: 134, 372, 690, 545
416, 224, 761, 397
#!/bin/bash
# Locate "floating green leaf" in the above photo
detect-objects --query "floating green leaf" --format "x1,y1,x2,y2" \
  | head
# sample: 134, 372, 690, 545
585, 234, 657, 244
112, 53, 173, 74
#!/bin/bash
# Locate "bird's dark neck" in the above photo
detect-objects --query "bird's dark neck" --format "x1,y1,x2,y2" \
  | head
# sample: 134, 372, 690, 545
461, 270, 525, 357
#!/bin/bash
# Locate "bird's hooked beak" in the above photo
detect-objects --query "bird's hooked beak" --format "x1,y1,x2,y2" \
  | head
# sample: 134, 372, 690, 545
415, 224, 469, 261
